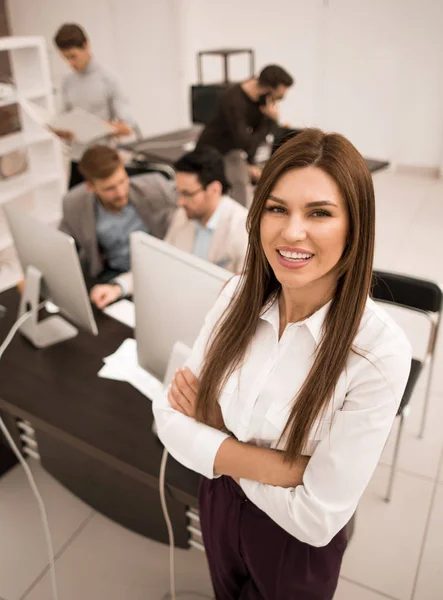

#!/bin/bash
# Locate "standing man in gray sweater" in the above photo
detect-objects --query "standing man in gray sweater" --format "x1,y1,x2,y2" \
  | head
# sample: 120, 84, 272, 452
53, 23, 135, 188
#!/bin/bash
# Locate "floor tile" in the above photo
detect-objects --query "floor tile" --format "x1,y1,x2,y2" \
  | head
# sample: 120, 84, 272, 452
0, 460, 93, 600
334, 578, 397, 600
340, 465, 433, 599
412, 483, 443, 600
23, 511, 214, 600
380, 388, 443, 481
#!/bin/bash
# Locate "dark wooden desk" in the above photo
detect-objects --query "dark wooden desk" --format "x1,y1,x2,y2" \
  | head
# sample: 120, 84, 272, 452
123, 126, 390, 174
0, 288, 199, 548
123, 126, 203, 166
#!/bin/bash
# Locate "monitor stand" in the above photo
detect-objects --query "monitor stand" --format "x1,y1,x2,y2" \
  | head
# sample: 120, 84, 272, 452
18, 265, 79, 348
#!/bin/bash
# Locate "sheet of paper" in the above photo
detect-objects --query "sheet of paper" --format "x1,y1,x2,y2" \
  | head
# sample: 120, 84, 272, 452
98, 338, 164, 402
103, 337, 137, 363
49, 107, 115, 144
103, 299, 135, 328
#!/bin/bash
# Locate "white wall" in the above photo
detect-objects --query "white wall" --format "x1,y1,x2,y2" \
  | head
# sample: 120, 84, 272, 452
7, 0, 443, 168
179, 0, 443, 168
320, 0, 443, 167
7, 0, 186, 135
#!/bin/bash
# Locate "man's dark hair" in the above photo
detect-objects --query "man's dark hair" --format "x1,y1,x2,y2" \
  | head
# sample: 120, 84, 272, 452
258, 65, 294, 89
54, 24, 88, 50
78, 145, 122, 182
174, 147, 230, 194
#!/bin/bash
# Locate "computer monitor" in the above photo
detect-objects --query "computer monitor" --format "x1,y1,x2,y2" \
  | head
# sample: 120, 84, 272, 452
131, 231, 231, 381
4, 205, 98, 348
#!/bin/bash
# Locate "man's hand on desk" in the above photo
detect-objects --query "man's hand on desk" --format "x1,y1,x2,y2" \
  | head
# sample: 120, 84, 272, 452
168, 367, 226, 431
109, 121, 133, 137
90, 283, 122, 309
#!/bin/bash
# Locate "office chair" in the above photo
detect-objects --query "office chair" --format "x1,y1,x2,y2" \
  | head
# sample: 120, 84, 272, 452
125, 158, 175, 181
371, 269, 443, 502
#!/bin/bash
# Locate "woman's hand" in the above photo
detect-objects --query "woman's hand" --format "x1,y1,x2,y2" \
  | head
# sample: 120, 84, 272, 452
168, 367, 226, 430
168, 367, 199, 417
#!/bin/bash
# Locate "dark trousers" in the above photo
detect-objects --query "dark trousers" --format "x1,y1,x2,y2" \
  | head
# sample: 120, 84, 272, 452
199, 476, 347, 600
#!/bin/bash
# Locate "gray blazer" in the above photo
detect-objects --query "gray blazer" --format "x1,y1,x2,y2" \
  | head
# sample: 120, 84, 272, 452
164, 196, 248, 273
59, 173, 176, 278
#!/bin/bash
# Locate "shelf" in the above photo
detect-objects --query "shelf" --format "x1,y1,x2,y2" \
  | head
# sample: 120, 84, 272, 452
0, 36, 44, 52
0, 36, 65, 252
0, 132, 25, 156
0, 172, 62, 204
0, 88, 49, 109
25, 131, 53, 145
0, 92, 17, 108
24, 87, 50, 102
0, 172, 31, 203
0, 130, 52, 158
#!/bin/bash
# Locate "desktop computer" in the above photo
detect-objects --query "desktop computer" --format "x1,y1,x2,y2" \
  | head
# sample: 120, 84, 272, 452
3, 205, 98, 348
131, 231, 230, 600
131, 231, 231, 382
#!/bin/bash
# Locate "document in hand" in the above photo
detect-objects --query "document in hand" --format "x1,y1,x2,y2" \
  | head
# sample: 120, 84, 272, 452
48, 107, 115, 144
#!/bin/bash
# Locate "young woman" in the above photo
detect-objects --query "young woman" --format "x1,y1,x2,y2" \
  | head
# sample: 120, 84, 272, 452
153, 129, 411, 599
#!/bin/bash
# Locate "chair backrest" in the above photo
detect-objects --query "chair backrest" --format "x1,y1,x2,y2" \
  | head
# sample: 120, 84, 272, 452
128, 159, 175, 181
372, 270, 443, 315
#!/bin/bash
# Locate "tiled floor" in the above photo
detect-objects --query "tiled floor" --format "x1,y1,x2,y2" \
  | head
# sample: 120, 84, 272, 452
1, 169, 443, 599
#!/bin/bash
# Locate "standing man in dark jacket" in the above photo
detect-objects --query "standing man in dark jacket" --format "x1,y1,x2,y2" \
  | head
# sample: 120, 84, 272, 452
197, 65, 294, 206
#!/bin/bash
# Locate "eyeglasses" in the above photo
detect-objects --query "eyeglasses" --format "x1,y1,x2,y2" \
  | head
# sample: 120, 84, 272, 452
176, 186, 203, 199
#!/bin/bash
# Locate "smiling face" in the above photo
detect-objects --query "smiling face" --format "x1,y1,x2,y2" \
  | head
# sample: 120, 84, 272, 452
260, 166, 349, 299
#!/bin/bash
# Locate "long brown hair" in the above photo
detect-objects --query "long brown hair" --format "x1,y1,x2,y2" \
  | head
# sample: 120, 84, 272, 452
196, 128, 375, 461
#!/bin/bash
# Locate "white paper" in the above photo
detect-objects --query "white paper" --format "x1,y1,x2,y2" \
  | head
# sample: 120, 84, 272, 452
103, 299, 135, 328
98, 338, 164, 402
49, 107, 115, 144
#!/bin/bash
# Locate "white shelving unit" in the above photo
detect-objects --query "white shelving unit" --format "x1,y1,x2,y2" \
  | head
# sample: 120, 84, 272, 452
0, 36, 66, 289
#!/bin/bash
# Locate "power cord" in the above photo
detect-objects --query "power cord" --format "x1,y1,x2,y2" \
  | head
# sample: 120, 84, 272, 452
159, 448, 213, 600
1, 306, 211, 600
0, 305, 59, 600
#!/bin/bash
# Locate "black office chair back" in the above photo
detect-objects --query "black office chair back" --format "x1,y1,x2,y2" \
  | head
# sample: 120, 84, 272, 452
371, 270, 443, 314
127, 159, 175, 182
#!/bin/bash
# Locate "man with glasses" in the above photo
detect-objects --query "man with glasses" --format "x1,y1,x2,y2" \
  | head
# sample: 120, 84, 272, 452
165, 147, 248, 272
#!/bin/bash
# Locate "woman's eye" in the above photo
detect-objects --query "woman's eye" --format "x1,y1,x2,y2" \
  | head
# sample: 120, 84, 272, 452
265, 205, 285, 214
311, 210, 331, 217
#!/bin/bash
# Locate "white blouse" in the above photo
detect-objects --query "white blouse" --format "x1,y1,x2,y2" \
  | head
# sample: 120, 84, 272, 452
152, 276, 411, 547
